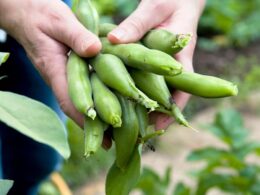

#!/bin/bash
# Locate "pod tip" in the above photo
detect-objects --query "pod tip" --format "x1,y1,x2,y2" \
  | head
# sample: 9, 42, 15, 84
111, 115, 122, 128
231, 84, 238, 96
173, 33, 192, 49
163, 63, 183, 76
86, 108, 96, 120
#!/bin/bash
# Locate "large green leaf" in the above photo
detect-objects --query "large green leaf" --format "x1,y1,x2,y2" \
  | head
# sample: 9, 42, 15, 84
0, 91, 70, 159
0, 180, 13, 195
0, 52, 9, 65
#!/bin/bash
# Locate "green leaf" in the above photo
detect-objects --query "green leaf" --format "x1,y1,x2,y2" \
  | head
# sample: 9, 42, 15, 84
173, 182, 191, 195
0, 91, 70, 159
134, 166, 172, 195
163, 166, 172, 186
196, 173, 252, 194
0, 52, 10, 65
0, 180, 13, 195
207, 109, 248, 148
187, 147, 226, 161
187, 147, 244, 170
235, 142, 260, 159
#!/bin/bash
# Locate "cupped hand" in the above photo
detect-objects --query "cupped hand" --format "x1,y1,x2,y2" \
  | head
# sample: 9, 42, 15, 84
0, 0, 101, 127
108, 0, 205, 130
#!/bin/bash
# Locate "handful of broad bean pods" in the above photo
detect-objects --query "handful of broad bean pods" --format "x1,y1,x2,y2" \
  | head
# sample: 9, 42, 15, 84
68, 1, 238, 195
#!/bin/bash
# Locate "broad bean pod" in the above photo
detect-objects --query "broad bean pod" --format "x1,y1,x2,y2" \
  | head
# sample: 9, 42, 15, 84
101, 38, 182, 76
165, 71, 238, 98
90, 54, 158, 110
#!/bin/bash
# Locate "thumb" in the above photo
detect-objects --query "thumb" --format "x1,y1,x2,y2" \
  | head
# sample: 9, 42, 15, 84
42, 7, 101, 57
108, 0, 175, 43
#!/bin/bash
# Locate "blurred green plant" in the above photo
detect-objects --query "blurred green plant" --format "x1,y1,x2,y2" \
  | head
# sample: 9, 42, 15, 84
198, 0, 260, 48
175, 108, 260, 194
60, 119, 115, 189
133, 166, 172, 195
223, 55, 260, 102
133, 109, 260, 195
91, 0, 138, 23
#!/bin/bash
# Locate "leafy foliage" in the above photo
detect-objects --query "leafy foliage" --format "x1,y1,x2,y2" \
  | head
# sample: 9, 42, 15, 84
182, 109, 260, 194
133, 109, 260, 195
199, 0, 260, 47
134, 166, 172, 195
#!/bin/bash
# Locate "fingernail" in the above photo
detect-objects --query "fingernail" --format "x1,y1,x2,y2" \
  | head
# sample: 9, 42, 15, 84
82, 39, 101, 57
109, 28, 126, 41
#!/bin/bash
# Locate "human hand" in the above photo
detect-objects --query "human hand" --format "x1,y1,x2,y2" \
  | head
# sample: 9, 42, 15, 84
108, 0, 205, 130
0, 0, 101, 126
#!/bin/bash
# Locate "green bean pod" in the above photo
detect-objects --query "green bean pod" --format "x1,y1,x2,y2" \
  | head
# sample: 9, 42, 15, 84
90, 73, 122, 127
106, 144, 142, 195
73, 0, 99, 34
142, 29, 192, 55
67, 51, 96, 119
99, 23, 116, 37
101, 38, 182, 76
90, 54, 158, 110
113, 94, 139, 171
130, 70, 190, 128
135, 104, 149, 137
84, 116, 106, 158
165, 71, 238, 98
68, 0, 98, 119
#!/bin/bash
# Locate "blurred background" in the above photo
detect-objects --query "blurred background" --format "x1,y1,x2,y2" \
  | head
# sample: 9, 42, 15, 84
39, 0, 260, 194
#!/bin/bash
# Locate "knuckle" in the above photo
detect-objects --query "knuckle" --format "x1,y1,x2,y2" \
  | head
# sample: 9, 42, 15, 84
152, 1, 169, 13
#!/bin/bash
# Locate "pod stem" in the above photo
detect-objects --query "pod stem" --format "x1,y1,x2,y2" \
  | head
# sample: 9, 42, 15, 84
170, 104, 199, 132
140, 129, 165, 143
86, 107, 96, 120
155, 106, 172, 115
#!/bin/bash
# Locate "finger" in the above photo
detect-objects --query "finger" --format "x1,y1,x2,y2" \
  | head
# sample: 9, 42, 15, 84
108, 0, 175, 43
50, 56, 84, 127
41, 4, 101, 57
30, 35, 85, 127
149, 112, 173, 130
155, 114, 173, 130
